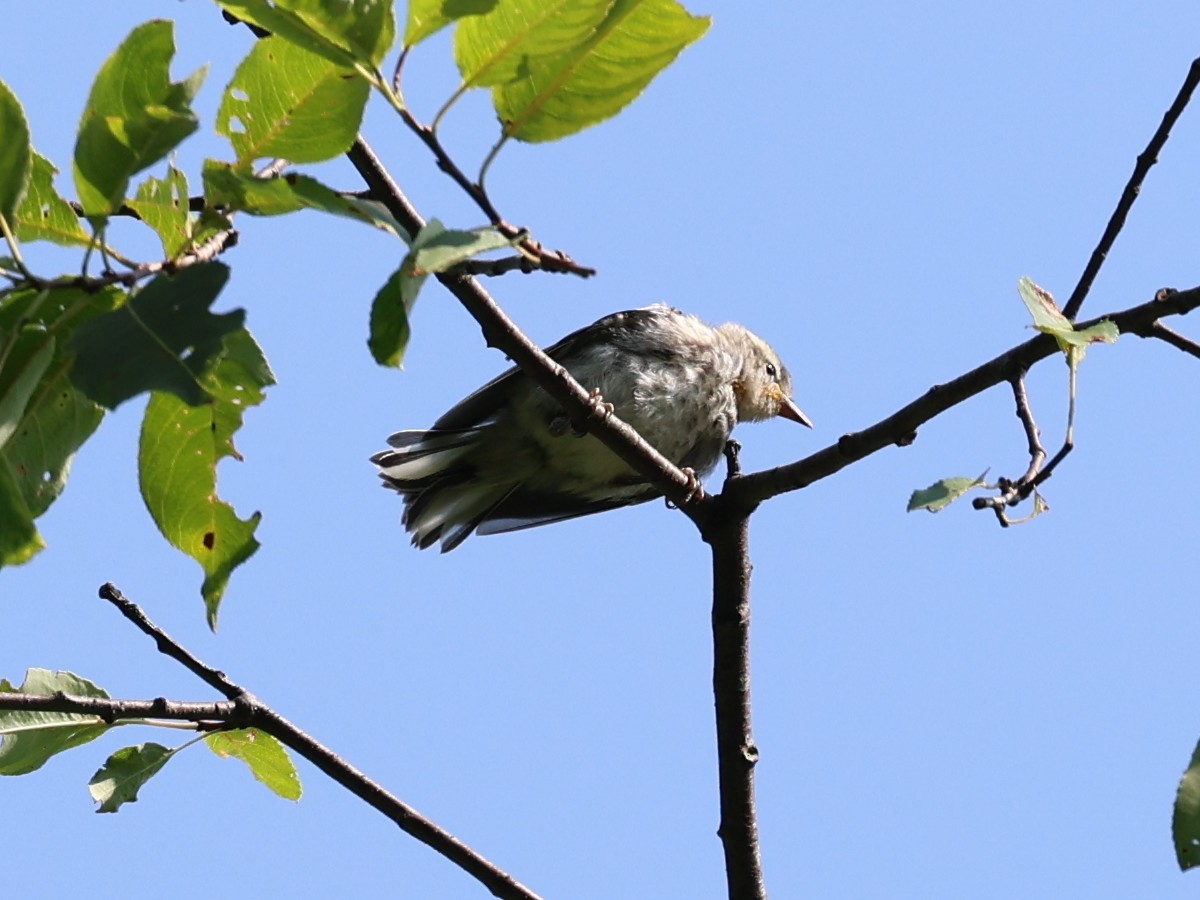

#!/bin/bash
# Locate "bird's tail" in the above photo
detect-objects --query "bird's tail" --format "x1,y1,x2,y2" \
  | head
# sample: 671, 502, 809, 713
371, 428, 514, 552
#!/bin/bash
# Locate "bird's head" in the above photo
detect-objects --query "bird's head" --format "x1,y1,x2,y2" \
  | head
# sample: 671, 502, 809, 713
723, 325, 813, 427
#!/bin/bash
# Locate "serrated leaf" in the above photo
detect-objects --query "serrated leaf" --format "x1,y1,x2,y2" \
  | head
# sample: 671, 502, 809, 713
217, 0, 396, 69
368, 267, 410, 367
216, 36, 370, 166
207, 728, 301, 800
0, 669, 112, 775
907, 470, 990, 513
456, 0, 709, 144
1175, 739, 1200, 870
88, 742, 174, 812
202, 162, 409, 239
13, 152, 90, 247
69, 263, 242, 409
405, 0, 498, 47
139, 328, 274, 628
73, 20, 206, 218
127, 165, 192, 258
0, 78, 33, 220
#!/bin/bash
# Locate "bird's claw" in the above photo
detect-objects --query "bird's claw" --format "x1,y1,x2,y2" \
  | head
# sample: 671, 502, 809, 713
666, 467, 705, 509
587, 387, 615, 420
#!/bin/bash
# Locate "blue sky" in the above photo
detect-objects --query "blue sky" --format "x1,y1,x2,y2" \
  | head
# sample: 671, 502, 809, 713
5, 2, 1200, 897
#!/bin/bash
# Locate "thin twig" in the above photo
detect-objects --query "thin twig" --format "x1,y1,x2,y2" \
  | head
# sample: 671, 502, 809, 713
974, 372, 1048, 524
1061, 57, 1200, 320
731, 285, 1200, 508
1144, 321, 1200, 360
95, 584, 543, 900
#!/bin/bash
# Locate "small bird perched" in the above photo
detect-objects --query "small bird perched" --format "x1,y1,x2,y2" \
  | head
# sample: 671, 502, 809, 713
372, 304, 811, 552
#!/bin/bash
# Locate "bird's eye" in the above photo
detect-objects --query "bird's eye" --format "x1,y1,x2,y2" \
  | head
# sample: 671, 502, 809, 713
765, 362, 777, 379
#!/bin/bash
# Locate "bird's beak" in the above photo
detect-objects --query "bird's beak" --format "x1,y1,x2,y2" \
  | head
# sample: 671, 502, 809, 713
778, 396, 813, 428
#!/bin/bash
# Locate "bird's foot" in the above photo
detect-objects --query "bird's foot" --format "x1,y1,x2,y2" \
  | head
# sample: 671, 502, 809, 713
666, 467, 705, 509
587, 387, 615, 420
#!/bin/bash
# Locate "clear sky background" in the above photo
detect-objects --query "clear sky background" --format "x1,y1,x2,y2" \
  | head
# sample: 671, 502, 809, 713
5, 2, 1200, 898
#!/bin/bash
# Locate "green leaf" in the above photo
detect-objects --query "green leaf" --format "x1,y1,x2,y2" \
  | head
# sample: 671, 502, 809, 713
0, 326, 56, 450
0, 459, 42, 566
405, 0, 498, 47
207, 728, 302, 800
216, 35, 370, 166
380, 222, 517, 339
409, 224, 515, 273
0, 78, 33, 220
907, 470, 990, 513
89, 743, 174, 812
139, 328, 274, 629
1017, 275, 1072, 335
217, 0, 396, 69
69, 263, 242, 409
127, 165, 192, 258
202, 162, 410, 239
13, 152, 90, 247
368, 267, 410, 367
0, 286, 116, 525
73, 20, 206, 218
456, 0, 710, 143
1175, 739, 1200, 870
0, 669, 112, 775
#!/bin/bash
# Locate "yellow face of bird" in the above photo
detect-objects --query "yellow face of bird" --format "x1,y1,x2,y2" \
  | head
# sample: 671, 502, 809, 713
731, 330, 812, 427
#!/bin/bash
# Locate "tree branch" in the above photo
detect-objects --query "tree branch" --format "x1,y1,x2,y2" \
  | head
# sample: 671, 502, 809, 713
731, 286, 1200, 508
345, 137, 713, 525
706, 442, 766, 899
86, 584, 541, 900
1061, 56, 1200, 320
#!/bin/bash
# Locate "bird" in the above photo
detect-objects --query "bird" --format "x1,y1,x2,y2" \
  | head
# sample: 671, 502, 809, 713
371, 304, 811, 552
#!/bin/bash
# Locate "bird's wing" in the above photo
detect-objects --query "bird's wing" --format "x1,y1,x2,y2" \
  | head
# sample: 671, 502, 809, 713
475, 489, 658, 537
432, 307, 675, 429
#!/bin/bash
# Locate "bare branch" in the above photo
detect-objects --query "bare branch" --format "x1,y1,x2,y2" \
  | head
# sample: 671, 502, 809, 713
731, 286, 1200, 508
706, 442, 766, 898
90, 584, 543, 900
1141, 320, 1200, 361
1061, 56, 1200, 320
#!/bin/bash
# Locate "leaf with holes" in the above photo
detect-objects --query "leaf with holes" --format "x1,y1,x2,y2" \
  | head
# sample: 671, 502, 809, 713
216, 36, 369, 166
203, 162, 409, 239
207, 728, 301, 800
69, 263, 242, 409
139, 328, 274, 628
0, 669, 112, 775
13, 152, 90, 247
0, 285, 119, 566
1176, 739, 1200, 870
73, 20, 205, 218
128, 165, 192, 258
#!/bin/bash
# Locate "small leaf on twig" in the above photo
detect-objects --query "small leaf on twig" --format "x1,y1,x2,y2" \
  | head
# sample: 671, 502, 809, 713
89, 742, 175, 812
207, 728, 302, 800
907, 470, 990, 513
